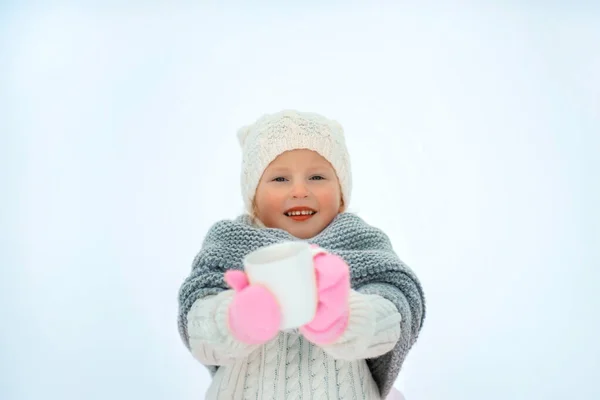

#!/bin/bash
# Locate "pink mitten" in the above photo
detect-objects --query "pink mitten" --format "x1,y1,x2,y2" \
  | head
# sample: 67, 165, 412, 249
300, 248, 351, 345
224, 270, 281, 345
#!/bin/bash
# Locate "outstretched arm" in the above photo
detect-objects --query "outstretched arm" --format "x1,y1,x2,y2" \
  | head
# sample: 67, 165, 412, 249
312, 288, 402, 360
186, 291, 261, 365
185, 269, 282, 366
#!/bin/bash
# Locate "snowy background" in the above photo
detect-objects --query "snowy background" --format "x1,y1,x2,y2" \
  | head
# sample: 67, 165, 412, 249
2, 2, 599, 399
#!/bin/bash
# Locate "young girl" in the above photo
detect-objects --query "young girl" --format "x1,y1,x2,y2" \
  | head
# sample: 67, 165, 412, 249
178, 110, 425, 399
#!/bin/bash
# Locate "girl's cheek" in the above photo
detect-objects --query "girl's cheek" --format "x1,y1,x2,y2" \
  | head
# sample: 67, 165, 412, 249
317, 187, 339, 207
265, 192, 286, 208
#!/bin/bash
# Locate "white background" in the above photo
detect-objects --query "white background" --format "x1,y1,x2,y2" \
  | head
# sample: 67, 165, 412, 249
2, 2, 599, 399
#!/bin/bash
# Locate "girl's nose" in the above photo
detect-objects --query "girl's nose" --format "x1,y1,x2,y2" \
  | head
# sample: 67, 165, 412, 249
290, 182, 309, 198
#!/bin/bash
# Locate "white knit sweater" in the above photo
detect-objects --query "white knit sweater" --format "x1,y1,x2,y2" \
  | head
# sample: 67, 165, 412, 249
187, 289, 402, 399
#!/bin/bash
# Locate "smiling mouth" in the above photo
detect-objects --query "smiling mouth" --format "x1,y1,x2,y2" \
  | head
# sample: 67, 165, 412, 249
284, 207, 317, 221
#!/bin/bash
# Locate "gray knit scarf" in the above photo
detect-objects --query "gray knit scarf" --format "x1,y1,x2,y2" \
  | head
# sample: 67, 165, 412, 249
178, 212, 426, 398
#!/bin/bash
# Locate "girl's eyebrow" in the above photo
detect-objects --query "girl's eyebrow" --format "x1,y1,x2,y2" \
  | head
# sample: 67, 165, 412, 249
266, 167, 290, 173
267, 164, 333, 173
307, 164, 333, 172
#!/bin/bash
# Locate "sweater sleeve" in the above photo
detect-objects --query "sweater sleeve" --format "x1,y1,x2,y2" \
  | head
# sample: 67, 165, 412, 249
317, 289, 401, 361
187, 289, 260, 365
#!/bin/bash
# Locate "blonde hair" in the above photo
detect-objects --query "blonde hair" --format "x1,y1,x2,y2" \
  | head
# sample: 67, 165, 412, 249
249, 199, 261, 226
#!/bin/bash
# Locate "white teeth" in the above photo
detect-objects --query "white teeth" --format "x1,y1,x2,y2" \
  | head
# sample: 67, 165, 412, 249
286, 210, 315, 216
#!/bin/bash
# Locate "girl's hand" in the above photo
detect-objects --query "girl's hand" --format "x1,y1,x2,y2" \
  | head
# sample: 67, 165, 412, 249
300, 248, 350, 345
225, 270, 281, 345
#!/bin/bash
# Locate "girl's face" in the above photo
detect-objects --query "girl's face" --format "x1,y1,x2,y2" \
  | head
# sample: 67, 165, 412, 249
254, 149, 344, 239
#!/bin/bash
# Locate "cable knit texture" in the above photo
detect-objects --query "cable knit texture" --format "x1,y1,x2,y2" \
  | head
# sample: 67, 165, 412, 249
178, 212, 425, 398
190, 290, 399, 399
236, 109, 352, 214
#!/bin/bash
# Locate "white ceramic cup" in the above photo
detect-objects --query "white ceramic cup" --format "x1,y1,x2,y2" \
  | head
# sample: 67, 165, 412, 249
243, 241, 321, 330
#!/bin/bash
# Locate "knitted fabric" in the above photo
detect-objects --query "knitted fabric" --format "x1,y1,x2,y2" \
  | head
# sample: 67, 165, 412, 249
191, 293, 387, 399
236, 109, 352, 214
178, 212, 426, 398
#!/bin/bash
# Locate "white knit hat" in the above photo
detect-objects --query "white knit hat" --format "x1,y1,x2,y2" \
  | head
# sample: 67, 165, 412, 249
237, 109, 352, 214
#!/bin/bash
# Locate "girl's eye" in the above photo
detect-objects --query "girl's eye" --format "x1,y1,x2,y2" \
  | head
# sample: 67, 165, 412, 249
310, 175, 325, 180
272, 177, 287, 182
